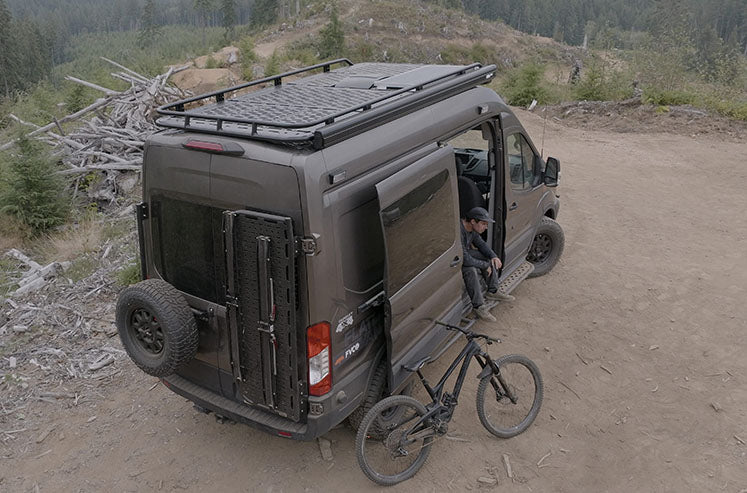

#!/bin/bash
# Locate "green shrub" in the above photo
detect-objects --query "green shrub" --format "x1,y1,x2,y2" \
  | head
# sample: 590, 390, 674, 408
643, 88, 695, 106
204, 55, 219, 69
500, 62, 549, 106
283, 42, 319, 67
469, 43, 499, 67
439, 44, 471, 65
264, 50, 281, 77
346, 41, 376, 63
65, 84, 89, 113
698, 95, 747, 121
573, 57, 632, 101
238, 36, 258, 64
117, 260, 142, 286
0, 135, 69, 233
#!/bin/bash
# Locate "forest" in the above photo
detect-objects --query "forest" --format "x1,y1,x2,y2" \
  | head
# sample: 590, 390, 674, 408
0, 0, 745, 99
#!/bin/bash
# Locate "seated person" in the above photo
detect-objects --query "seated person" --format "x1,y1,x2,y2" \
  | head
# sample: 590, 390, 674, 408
461, 207, 514, 322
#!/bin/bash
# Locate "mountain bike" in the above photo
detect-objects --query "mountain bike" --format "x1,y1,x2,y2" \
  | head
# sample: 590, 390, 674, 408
355, 321, 543, 486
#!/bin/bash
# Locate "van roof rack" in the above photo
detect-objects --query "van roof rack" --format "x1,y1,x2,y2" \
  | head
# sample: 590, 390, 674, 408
156, 59, 496, 150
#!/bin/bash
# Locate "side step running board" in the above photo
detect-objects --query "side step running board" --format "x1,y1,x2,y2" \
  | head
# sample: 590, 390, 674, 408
498, 261, 534, 295
481, 261, 534, 312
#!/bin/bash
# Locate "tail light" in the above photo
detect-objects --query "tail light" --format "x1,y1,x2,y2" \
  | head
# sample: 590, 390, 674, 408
307, 322, 331, 396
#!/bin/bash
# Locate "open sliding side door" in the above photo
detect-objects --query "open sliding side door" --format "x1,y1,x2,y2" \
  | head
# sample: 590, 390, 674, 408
375, 146, 463, 391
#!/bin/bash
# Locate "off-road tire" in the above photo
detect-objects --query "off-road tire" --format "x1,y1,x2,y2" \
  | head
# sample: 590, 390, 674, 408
527, 217, 565, 277
476, 354, 543, 438
348, 361, 412, 432
116, 279, 198, 377
356, 395, 432, 486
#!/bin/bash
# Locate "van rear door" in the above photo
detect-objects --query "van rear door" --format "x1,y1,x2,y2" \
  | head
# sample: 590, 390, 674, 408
375, 146, 463, 391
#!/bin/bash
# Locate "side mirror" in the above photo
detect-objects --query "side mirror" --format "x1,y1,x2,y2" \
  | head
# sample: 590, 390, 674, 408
544, 157, 560, 187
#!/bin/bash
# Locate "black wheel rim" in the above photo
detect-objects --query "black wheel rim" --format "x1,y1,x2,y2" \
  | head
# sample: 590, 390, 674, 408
527, 233, 553, 264
130, 308, 165, 355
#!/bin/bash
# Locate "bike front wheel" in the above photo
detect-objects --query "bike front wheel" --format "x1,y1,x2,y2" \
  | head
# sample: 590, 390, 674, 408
476, 354, 543, 438
355, 395, 434, 486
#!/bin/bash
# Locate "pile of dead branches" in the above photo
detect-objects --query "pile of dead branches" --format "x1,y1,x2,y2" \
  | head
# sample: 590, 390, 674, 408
0, 205, 139, 413
0, 57, 190, 181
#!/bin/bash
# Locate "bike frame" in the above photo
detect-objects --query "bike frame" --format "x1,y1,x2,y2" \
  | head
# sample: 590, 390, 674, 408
398, 337, 498, 443
416, 339, 490, 407
394, 323, 521, 445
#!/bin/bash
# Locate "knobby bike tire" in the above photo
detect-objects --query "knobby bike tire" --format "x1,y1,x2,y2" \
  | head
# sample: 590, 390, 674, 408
476, 354, 543, 438
355, 395, 433, 486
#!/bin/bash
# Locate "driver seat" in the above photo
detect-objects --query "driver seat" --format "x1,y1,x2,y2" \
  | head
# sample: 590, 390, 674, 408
458, 176, 486, 219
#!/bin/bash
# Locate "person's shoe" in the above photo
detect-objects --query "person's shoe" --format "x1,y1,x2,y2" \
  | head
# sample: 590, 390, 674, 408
486, 290, 515, 302
474, 305, 497, 322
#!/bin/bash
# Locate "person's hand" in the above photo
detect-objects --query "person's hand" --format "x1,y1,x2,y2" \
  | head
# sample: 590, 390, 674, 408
491, 257, 502, 270
486, 266, 492, 276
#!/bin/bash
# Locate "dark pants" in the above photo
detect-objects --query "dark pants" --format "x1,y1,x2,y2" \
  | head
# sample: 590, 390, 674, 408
462, 250, 499, 308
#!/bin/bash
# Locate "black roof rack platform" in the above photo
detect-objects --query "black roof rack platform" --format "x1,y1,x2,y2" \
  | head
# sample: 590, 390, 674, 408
156, 59, 496, 150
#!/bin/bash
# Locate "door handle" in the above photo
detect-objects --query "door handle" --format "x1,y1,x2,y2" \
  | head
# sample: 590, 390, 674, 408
449, 256, 461, 267
509, 202, 518, 211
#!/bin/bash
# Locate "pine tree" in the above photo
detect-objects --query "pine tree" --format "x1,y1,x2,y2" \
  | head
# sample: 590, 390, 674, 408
0, 135, 69, 233
318, 9, 344, 59
138, 0, 162, 49
251, 0, 278, 27
221, 0, 236, 40
194, 0, 213, 27
0, 0, 14, 97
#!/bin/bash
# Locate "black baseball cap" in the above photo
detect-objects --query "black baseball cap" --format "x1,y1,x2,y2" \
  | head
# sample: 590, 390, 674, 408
466, 207, 494, 223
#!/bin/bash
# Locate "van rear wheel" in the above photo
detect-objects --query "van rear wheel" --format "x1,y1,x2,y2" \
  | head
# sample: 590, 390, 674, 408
116, 279, 198, 377
527, 217, 564, 277
348, 361, 413, 432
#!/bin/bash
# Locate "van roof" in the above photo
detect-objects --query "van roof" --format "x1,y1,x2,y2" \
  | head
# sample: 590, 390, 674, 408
156, 59, 496, 150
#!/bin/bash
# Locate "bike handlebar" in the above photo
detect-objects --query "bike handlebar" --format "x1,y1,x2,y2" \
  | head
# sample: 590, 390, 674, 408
434, 320, 501, 344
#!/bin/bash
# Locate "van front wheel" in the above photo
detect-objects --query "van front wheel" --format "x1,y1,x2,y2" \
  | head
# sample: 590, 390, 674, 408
527, 217, 564, 277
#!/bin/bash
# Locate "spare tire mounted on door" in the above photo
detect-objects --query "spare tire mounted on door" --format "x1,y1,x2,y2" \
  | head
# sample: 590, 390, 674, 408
116, 279, 199, 377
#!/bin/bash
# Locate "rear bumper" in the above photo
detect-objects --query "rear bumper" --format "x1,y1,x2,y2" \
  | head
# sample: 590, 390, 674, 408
162, 373, 312, 440
163, 362, 368, 441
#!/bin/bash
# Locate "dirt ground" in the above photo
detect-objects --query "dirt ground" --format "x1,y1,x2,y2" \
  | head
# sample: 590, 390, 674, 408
2, 110, 746, 492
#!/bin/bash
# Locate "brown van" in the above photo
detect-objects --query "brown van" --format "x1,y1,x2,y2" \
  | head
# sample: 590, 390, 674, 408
115, 59, 564, 440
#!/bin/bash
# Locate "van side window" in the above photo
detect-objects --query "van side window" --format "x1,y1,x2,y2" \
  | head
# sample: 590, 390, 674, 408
507, 133, 537, 191
381, 169, 454, 294
340, 198, 385, 292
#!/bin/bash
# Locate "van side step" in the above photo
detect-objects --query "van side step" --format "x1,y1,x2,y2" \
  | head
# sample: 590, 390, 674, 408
498, 261, 534, 295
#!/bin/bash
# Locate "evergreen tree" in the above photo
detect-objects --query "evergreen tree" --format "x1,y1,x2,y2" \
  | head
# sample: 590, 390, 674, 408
194, 0, 213, 27
0, 135, 69, 233
251, 0, 278, 27
318, 8, 344, 59
221, 0, 236, 39
138, 0, 162, 48
0, 0, 14, 96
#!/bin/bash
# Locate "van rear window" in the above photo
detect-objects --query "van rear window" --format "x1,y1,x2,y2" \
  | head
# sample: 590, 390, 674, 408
151, 195, 226, 304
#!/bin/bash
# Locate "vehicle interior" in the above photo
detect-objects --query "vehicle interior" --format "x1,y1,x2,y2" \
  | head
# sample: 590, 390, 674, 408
450, 123, 495, 224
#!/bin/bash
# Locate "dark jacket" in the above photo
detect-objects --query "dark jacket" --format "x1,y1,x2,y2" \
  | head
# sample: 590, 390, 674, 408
460, 222, 497, 270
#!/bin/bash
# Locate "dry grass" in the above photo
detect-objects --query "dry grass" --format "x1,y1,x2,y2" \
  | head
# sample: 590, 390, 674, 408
0, 213, 29, 251
38, 218, 104, 263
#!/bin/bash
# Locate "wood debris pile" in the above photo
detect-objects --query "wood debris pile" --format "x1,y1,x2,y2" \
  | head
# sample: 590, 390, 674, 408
0, 58, 191, 202
0, 207, 139, 417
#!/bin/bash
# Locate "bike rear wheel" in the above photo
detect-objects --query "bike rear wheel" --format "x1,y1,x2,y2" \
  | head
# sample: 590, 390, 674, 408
355, 395, 433, 486
476, 354, 543, 438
